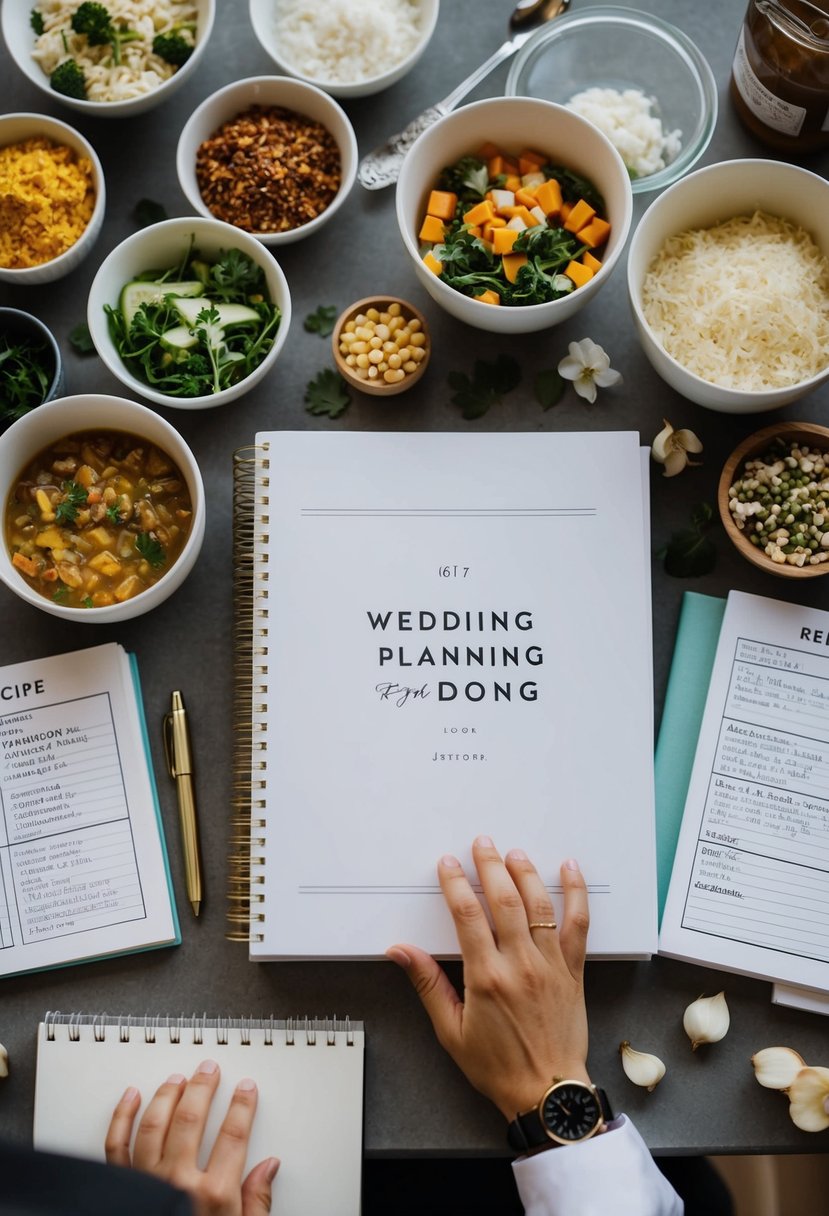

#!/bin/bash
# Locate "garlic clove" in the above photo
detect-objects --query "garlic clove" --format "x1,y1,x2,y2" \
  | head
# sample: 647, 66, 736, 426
683, 991, 730, 1050
752, 1046, 806, 1091
651, 420, 676, 463
787, 1066, 829, 1132
0, 1043, 8, 1078
619, 1041, 666, 1091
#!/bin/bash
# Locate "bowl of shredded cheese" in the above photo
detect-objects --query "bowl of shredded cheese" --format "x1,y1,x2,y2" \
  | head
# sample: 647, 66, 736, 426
506, 6, 716, 195
248, 0, 439, 98
628, 159, 829, 413
3, 0, 215, 117
0, 112, 105, 285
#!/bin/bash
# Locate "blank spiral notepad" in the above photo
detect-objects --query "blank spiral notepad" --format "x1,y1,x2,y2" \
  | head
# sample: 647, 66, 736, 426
34, 1013, 364, 1216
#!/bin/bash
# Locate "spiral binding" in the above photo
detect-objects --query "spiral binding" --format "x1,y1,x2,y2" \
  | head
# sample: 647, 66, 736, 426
42, 1011, 359, 1046
229, 445, 270, 943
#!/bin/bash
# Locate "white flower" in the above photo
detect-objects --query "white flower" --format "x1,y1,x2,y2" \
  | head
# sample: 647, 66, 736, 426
651, 419, 703, 477
557, 338, 622, 404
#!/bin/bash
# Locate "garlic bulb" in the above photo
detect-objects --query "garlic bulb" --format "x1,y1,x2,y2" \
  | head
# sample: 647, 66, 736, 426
651, 419, 703, 477
619, 1041, 666, 1091
752, 1046, 805, 1091
787, 1066, 829, 1133
0, 1043, 8, 1078
683, 991, 730, 1050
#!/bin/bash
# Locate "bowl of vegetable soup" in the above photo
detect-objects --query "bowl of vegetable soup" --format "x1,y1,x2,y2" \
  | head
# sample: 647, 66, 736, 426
87, 216, 291, 409
0, 394, 206, 621
396, 96, 633, 334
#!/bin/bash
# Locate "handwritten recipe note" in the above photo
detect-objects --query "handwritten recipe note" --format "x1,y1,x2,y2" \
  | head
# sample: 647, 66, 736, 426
661, 591, 829, 990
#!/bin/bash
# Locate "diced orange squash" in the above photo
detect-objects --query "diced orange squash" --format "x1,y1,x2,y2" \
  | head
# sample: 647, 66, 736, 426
418, 214, 445, 243
493, 227, 520, 254
466, 225, 483, 238
488, 155, 508, 177
498, 205, 521, 219
582, 250, 603, 273
482, 217, 507, 242
512, 205, 537, 226
474, 289, 501, 306
502, 157, 519, 176
502, 252, 528, 283
477, 141, 501, 161
426, 190, 457, 221
577, 217, 611, 248
515, 187, 539, 208
534, 178, 563, 217
560, 200, 573, 222
504, 174, 522, 192
564, 260, 594, 288
463, 200, 495, 226
423, 250, 443, 275
518, 149, 546, 174
563, 199, 596, 233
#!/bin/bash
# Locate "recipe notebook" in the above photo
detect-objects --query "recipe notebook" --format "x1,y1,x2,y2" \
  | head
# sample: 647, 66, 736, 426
230, 431, 656, 959
34, 1012, 364, 1216
660, 590, 829, 992
0, 644, 179, 977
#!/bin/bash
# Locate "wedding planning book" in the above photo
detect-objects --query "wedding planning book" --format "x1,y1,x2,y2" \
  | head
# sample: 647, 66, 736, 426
0, 644, 179, 977
231, 431, 656, 960
660, 590, 829, 991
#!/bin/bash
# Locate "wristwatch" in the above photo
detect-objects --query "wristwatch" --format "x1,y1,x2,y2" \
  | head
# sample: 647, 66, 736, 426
507, 1078, 614, 1152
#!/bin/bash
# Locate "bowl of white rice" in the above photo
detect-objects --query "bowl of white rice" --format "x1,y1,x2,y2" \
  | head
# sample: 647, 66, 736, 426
248, 0, 439, 98
628, 160, 829, 413
2, 0, 215, 117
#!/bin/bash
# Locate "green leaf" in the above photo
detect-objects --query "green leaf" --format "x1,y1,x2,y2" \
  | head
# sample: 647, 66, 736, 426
133, 198, 168, 228
304, 305, 337, 338
68, 321, 95, 354
82, 595, 94, 608
535, 368, 565, 411
54, 481, 88, 524
659, 502, 718, 578
52, 586, 69, 603
30, 8, 45, 35
135, 532, 166, 568
448, 355, 522, 420
304, 368, 351, 419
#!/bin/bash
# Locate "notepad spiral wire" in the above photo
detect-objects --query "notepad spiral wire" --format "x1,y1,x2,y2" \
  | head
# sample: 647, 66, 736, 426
229, 445, 270, 942
42, 1011, 360, 1045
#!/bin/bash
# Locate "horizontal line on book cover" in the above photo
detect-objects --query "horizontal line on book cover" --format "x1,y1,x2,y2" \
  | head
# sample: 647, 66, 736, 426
298, 885, 611, 895
300, 509, 597, 517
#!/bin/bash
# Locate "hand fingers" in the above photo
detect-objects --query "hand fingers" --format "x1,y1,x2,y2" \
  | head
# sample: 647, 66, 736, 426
558, 858, 590, 979
158, 1059, 221, 1170
206, 1077, 259, 1182
472, 836, 532, 951
104, 1086, 141, 1167
386, 944, 463, 1054
132, 1074, 186, 1170
504, 848, 562, 959
437, 852, 497, 961
242, 1156, 280, 1216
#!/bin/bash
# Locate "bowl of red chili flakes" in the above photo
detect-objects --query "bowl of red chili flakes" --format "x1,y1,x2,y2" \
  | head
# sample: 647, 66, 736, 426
176, 75, 357, 246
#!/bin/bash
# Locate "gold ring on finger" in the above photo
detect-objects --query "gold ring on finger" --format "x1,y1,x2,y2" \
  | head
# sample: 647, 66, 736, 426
528, 921, 557, 930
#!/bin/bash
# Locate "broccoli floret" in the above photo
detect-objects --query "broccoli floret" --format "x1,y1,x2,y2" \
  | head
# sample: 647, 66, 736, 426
152, 32, 194, 66
30, 8, 45, 35
71, 2, 140, 65
50, 58, 87, 99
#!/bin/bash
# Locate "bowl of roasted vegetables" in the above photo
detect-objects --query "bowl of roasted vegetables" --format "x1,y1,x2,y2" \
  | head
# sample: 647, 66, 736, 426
396, 96, 633, 334
87, 216, 291, 409
3, 0, 215, 117
0, 394, 206, 621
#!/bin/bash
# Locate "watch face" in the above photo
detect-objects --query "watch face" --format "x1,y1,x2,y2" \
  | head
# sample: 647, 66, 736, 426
541, 1083, 601, 1142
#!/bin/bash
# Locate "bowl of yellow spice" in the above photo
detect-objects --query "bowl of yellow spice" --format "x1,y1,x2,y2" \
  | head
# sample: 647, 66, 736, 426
0, 113, 105, 285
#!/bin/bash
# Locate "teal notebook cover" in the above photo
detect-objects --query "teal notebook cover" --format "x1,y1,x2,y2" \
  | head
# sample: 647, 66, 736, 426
654, 592, 726, 926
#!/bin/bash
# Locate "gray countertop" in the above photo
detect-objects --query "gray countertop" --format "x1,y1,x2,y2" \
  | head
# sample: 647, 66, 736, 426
2, 0, 829, 1158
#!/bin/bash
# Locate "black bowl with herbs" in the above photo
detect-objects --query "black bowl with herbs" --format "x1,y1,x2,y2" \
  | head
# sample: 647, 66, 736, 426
0, 309, 63, 429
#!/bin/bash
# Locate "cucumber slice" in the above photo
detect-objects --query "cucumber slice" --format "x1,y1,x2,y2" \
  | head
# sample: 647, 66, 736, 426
173, 298, 262, 328
120, 281, 204, 327
159, 326, 199, 356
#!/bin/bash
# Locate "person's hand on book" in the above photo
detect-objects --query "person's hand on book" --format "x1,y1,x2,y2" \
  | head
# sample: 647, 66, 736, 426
105, 1061, 279, 1216
386, 836, 591, 1120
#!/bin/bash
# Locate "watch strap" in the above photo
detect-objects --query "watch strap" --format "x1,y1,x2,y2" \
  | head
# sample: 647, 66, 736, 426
507, 1084, 614, 1152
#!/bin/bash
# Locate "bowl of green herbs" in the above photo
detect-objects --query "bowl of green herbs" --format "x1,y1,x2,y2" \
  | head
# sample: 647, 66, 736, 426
87, 216, 291, 409
0, 309, 63, 427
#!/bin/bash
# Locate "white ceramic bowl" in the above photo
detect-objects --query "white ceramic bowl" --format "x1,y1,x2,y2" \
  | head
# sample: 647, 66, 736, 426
0, 308, 64, 402
2, 0, 215, 117
87, 216, 292, 410
0, 395, 206, 622
0, 113, 105, 285
249, 0, 439, 99
176, 76, 358, 246
395, 97, 633, 335
628, 160, 829, 413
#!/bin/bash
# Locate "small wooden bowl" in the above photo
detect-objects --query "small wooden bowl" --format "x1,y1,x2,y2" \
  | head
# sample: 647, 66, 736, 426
332, 296, 430, 396
718, 422, 829, 579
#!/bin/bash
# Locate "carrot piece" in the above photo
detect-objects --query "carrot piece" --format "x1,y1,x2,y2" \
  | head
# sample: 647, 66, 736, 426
12, 551, 39, 577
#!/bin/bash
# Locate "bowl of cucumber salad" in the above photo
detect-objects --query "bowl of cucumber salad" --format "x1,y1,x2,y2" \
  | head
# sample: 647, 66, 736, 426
87, 216, 291, 409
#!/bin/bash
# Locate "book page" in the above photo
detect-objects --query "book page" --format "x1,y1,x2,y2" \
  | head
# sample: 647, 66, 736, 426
660, 591, 829, 990
0, 645, 177, 976
253, 431, 655, 959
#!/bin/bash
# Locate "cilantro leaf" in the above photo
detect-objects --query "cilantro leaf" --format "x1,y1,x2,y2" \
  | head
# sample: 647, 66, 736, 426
658, 502, 718, 578
534, 368, 565, 411
133, 198, 168, 228
31, 8, 45, 34
68, 321, 95, 354
210, 248, 262, 301
304, 305, 337, 338
52, 586, 69, 603
304, 369, 351, 419
135, 532, 166, 568
54, 481, 88, 524
448, 355, 521, 420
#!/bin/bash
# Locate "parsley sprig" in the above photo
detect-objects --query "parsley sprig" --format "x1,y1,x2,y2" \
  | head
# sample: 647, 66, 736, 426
304, 305, 337, 338
54, 481, 88, 524
448, 355, 521, 420
304, 369, 351, 419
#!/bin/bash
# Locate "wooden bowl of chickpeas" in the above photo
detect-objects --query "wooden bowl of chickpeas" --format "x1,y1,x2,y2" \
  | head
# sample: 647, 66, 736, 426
332, 296, 430, 396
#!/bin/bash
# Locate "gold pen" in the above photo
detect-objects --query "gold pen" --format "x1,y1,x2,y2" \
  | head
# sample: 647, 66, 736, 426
163, 690, 204, 917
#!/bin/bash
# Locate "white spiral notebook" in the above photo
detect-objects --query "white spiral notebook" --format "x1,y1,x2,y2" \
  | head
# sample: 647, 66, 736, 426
34, 1012, 364, 1216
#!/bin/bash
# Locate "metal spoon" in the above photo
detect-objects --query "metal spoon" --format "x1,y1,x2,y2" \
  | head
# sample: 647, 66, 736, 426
358, 0, 571, 191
